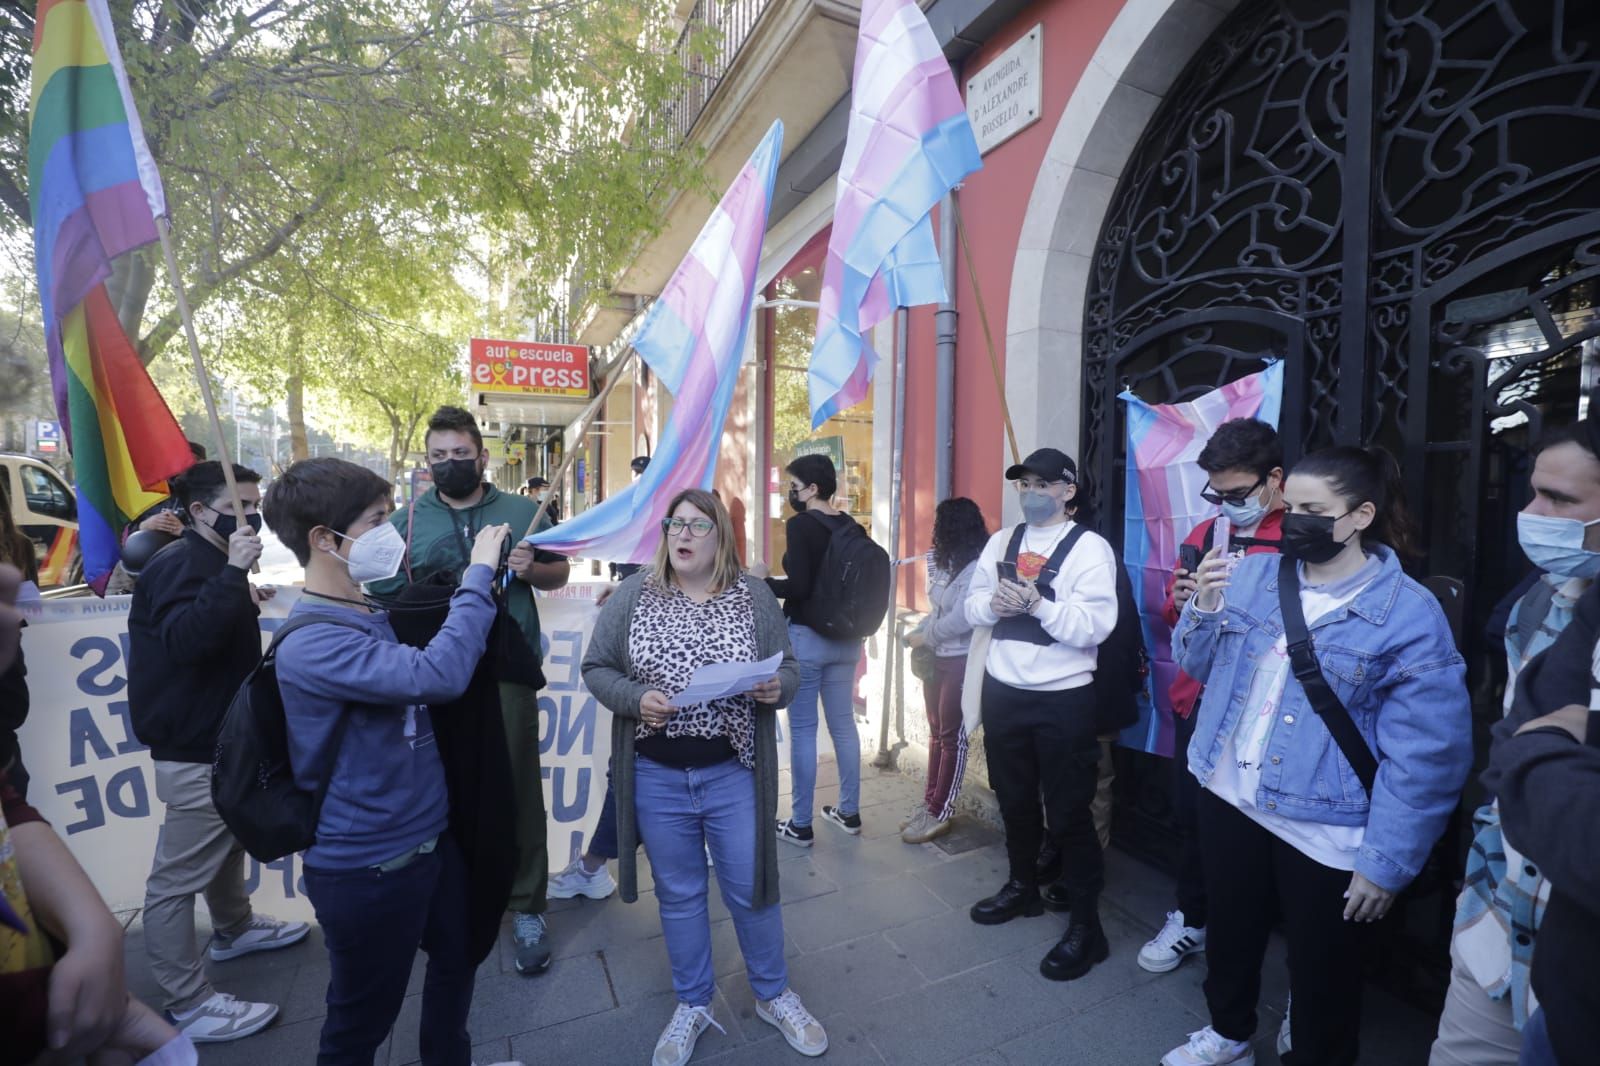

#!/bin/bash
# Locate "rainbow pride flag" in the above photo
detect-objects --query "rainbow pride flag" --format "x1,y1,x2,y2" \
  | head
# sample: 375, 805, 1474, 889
30, 0, 192, 592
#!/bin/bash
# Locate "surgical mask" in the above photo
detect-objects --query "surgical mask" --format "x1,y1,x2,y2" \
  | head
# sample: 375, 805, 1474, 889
1019, 490, 1061, 526
431, 458, 482, 500
327, 523, 406, 584
1518, 512, 1600, 580
1220, 490, 1270, 531
1280, 511, 1354, 565
204, 505, 262, 540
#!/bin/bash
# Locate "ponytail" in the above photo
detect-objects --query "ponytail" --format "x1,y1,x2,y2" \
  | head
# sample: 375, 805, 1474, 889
1290, 446, 1418, 560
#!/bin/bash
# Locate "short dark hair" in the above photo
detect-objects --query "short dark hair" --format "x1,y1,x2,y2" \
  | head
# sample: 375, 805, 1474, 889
426, 405, 483, 450
187, 440, 208, 462
172, 461, 261, 512
1533, 421, 1600, 464
262, 458, 392, 565
786, 454, 837, 499
630, 455, 651, 474
1196, 419, 1283, 479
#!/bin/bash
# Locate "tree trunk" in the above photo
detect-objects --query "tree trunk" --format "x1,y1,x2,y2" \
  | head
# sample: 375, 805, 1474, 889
108, 251, 158, 356
287, 373, 310, 460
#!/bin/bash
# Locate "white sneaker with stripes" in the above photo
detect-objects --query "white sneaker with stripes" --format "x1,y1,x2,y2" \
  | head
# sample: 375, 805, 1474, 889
1138, 910, 1206, 974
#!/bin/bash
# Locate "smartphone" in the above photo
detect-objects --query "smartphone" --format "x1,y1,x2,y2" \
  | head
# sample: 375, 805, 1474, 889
1177, 544, 1202, 574
997, 560, 1019, 585
1212, 513, 1232, 555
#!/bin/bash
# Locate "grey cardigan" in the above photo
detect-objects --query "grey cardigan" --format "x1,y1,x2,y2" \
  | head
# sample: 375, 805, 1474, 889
581, 572, 799, 907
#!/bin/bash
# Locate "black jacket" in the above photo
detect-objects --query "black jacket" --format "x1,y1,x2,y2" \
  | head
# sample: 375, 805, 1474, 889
766, 510, 852, 633
1484, 579, 1599, 1065
128, 529, 262, 763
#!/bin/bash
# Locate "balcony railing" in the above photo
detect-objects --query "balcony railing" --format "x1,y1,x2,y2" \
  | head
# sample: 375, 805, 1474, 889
660, 0, 776, 145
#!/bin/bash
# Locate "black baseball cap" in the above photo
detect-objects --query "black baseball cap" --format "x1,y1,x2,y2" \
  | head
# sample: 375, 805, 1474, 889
630, 455, 651, 474
1006, 447, 1078, 484
527, 477, 550, 489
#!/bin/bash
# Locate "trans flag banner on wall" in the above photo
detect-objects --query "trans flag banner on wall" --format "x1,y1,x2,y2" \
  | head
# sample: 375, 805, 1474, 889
1118, 362, 1284, 756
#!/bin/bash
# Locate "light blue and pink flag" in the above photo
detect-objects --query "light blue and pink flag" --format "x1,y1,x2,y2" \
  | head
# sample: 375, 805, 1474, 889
1119, 362, 1284, 756
529, 121, 784, 564
806, 0, 982, 428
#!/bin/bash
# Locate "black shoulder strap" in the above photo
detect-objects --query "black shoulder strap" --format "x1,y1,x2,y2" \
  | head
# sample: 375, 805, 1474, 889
1047, 525, 1089, 574
1277, 556, 1379, 793
265, 612, 368, 661
1201, 520, 1217, 554
1004, 524, 1026, 563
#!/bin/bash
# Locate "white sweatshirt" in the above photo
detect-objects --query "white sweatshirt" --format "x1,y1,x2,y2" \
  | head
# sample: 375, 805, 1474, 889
964, 522, 1119, 692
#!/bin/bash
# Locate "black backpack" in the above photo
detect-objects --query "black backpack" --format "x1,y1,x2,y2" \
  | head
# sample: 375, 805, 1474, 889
212, 614, 366, 862
804, 512, 892, 641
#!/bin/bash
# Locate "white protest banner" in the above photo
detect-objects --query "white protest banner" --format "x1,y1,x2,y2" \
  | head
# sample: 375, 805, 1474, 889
13, 590, 610, 922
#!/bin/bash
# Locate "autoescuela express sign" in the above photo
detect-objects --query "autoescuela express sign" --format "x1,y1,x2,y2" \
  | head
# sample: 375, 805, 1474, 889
470, 338, 591, 398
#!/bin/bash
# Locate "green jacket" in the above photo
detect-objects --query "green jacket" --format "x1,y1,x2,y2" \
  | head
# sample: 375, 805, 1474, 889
371, 484, 553, 666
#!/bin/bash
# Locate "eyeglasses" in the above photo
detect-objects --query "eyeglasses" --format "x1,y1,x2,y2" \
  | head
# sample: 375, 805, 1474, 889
1200, 476, 1265, 507
661, 517, 715, 538
1013, 477, 1069, 492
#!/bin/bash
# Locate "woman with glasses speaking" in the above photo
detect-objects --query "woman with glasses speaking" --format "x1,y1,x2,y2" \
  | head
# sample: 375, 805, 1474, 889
582, 488, 830, 1066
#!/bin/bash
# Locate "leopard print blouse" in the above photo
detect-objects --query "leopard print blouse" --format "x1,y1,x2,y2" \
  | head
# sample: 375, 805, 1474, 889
628, 576, 759, 768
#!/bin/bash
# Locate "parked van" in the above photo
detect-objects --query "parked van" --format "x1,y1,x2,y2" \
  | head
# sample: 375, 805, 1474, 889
0, 453, 80, 587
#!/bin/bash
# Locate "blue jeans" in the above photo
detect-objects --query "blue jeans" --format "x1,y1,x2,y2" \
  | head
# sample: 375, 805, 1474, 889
1521, 1009, 1559, 1066
634, 756, 788, 1006
303, 835, 475, 1066
787, 623, 862, 826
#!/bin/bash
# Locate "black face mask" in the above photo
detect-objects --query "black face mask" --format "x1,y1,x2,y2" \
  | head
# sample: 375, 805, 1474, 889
787, 488, 807, 514
431, 458, 483, 500
206, 507, 262, 540
1280, 512, 1353, 565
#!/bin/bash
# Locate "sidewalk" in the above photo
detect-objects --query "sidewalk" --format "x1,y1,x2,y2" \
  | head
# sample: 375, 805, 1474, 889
121, 757, 1440, 1064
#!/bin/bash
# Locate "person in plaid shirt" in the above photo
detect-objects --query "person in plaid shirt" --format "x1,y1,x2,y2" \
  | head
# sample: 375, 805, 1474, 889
1432, 416, 1600, 1066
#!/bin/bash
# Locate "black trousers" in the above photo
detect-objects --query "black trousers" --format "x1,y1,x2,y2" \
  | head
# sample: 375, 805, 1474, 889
981, 674, 1103, 906
1199, 791, 1369, 1066
1172, 706, 1207, 928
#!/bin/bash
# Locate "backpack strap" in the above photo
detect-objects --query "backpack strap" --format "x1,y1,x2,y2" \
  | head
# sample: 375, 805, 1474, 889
1512, 577, 1559, 665
1201, 520, 1217, 555
1277, 555, 1379, 793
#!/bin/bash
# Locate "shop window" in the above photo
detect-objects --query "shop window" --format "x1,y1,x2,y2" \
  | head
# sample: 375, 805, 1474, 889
766, 264, 874, 570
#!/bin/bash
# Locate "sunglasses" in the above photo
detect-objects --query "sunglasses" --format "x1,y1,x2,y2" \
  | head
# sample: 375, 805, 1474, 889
661, 517, 715, 538
1200, 476, 1266, 507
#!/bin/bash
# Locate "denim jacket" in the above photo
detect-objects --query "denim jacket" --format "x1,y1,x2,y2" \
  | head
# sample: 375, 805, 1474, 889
1174, 546, 1471, 892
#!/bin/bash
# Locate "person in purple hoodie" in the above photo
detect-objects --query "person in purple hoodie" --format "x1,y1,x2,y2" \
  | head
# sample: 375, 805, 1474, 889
260, 458, 521, 1066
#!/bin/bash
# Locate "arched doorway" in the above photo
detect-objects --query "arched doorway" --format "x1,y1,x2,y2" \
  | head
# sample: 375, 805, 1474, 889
1083, 0, 1600, 992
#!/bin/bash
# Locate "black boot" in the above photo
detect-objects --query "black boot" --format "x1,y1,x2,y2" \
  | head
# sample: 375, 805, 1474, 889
1040, 910, 1110, 981
970, 880, 1044, 925
1040, 880, 1071, 914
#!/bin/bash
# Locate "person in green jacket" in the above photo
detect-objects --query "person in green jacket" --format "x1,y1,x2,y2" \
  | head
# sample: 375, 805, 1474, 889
371, 405, 570, 975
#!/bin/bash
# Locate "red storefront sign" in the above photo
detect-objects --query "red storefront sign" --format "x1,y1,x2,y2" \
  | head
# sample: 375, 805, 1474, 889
470, 338, 590, 398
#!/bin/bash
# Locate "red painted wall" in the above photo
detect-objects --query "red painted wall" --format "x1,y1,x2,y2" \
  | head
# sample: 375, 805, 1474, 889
895, 0, 1127, 608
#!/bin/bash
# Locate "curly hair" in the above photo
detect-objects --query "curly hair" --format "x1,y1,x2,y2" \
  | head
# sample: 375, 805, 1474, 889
931, 497, 989, 576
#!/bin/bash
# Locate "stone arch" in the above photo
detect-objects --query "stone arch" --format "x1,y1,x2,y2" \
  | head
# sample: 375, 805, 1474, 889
1002, 0, 1242, 515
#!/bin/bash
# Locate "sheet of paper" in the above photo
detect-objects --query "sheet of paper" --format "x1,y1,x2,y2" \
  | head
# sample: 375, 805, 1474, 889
668, 651, 784, 708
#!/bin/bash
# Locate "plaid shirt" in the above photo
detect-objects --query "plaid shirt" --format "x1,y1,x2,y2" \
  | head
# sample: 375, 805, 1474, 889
1453, 574, 1590, 1026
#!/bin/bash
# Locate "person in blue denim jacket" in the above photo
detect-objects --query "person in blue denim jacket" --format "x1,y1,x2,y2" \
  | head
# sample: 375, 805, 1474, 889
1161, 446, 1472, 1066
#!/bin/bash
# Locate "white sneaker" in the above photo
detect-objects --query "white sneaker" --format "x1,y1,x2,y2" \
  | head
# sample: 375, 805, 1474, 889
547, 857, 617, 900
169, 993, 279, 1044
208, 913, 310, 962
1138, 910, 1206, 974
1161, 1027, 1256, 1066
756, 988, 829, 1058
1278, 995, 1292, 1056
653, 1003, 724, 1066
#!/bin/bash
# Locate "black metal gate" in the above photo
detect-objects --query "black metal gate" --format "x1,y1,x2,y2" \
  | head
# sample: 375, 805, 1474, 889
1083, 0, 1600, 997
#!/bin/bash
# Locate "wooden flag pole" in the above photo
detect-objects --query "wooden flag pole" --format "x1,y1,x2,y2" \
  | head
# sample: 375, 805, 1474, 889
951, 199, 1021, 466
522, 348, 638, 540
155, 217, 255, 569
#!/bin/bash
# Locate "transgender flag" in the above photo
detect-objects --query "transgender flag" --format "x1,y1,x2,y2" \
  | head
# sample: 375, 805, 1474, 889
807, 0, 981, 427
1119, 362, 1284, 756
530, 122, 784, 564
30, 0, 193, 592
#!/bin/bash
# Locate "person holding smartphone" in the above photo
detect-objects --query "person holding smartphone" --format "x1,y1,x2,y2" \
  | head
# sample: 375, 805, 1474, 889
964, 448, 1120, 983
1144, 419, 1287, 978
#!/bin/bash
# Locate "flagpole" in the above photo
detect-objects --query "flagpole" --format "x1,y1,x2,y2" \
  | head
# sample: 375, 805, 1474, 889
154, 216, 254, 549
522, 349, 638, 540
951, 199, 1021, 466
873, 308, 910, 769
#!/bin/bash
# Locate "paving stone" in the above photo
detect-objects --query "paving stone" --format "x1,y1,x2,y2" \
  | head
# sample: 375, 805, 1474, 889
197, 1014, 331, 1066
885, 901, 1070, 982
912, 845, 1014, 910
542, 888, 669, 960
780, 875, 950, 952
717, 933, 925, 1022
799, 828, 952, 890
1002, 905, 1169, 1014
509, 988, 749, 1063
701, 1008, 886, 1064
857, 958, 1069, 1064
602, 918, 802, 1007
993, 980, 1207, 1065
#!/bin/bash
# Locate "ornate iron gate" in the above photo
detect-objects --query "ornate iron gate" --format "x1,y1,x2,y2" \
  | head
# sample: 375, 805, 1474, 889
1084, 0, 1600, 993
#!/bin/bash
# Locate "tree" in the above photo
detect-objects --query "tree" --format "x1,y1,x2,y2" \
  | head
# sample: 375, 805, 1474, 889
0, 0, 700, 368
